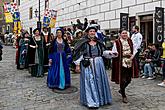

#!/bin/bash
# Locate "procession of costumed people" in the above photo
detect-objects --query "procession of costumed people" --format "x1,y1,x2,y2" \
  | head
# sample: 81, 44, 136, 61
11, 20, 147, 109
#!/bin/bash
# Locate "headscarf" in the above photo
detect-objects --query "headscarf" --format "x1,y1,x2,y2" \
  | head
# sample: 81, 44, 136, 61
56, 27, 64, 36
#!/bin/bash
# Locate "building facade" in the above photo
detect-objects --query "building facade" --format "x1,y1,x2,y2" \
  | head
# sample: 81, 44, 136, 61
18, 0, 48, 34
0, 0, 14, 34
18, 0, 165, 44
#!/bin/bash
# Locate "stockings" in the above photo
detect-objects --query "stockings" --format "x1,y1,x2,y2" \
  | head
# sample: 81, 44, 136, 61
120, 67, 132, 97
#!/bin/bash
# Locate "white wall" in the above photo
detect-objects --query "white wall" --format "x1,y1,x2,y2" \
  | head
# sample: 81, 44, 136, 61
52, 0, 163, 30
18, 0, 164, 31
19, 0, 45, 31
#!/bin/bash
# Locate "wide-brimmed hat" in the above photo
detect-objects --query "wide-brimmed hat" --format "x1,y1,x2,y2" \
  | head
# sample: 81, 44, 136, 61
85, 24, 98, 32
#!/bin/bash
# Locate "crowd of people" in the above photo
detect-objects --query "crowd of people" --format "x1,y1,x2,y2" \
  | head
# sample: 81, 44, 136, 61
1, 18, 165, 109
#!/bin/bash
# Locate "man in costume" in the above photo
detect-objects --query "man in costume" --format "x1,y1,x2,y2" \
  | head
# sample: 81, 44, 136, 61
111, 29, 139, 103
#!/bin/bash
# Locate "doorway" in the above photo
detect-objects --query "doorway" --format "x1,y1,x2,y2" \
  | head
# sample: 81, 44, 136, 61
140, 14, 153, 46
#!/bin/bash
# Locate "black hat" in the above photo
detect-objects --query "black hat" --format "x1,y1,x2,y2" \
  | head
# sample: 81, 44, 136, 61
85, 24, 98, 32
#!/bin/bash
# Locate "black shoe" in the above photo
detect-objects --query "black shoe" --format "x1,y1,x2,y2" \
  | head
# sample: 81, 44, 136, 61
88, 107, 99, 109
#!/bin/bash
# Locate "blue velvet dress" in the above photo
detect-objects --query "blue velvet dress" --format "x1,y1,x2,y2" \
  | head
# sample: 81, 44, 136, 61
75, 40, 112, 108
47, 40, 72, 89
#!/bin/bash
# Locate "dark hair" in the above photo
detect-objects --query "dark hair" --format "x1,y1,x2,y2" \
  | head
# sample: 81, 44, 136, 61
33, 28, 40, 34
119, 28, 127, 34
43, 27, 48, 30
67, 28, 72, 33
152, 43, 159, 49
23, 31, 29, 37
134, 25, 139, 31
90, 20, 96, 25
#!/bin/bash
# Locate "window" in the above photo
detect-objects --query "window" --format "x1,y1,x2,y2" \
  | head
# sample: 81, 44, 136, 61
29, 7, 33, 19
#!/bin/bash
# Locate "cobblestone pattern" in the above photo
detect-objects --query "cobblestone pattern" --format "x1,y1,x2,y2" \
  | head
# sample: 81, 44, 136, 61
0, 46, 165, 110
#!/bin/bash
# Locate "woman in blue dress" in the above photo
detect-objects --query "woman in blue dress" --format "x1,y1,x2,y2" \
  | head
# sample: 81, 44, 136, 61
47, 28, 72, 89
74, 25, 112, 108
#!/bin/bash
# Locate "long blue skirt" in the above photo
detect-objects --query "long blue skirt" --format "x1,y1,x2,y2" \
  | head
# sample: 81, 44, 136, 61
80, 57, 112, 107
47, 53, 71, 89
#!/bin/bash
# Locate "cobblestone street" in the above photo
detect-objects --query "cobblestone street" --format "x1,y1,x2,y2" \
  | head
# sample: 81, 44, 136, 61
0, 46, 165, 110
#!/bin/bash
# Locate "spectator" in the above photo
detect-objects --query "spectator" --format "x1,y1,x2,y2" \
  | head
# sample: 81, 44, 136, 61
4, 32, 9, 45
95, 24, 105, 42
66, 28, 73, 35
158, 40, 165, 87
131, 25, 143, 72
90, 20, 97, 25
142, 44, 160, 79
74, 29, 83, 39
76, 19, 83, 30
83, 18, 88, 30
71, 21, 77, 35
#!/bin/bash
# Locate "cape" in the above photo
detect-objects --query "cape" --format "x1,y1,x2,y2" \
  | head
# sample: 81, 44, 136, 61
73, 36, 106, 60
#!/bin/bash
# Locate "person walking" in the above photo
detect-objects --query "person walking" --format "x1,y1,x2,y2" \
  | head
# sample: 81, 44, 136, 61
18, 31, 30, 69
111, 29, 139, 103
29, 28, 45, 77
47, 28, 72, 90
74, 25, 112, 108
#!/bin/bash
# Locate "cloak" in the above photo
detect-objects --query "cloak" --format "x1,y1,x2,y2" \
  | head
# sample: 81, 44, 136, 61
111, 38, 139, 84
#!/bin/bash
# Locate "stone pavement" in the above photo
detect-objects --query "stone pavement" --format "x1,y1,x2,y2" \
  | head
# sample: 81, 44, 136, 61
0, 46, 165, 110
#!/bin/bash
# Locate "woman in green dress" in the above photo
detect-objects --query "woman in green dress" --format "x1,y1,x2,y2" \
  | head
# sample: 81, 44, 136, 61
18, 31, 30, 69
29, 28, 45, 77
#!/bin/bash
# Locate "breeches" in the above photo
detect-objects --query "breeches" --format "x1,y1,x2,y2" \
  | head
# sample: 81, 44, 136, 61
120, 67, 132, 97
